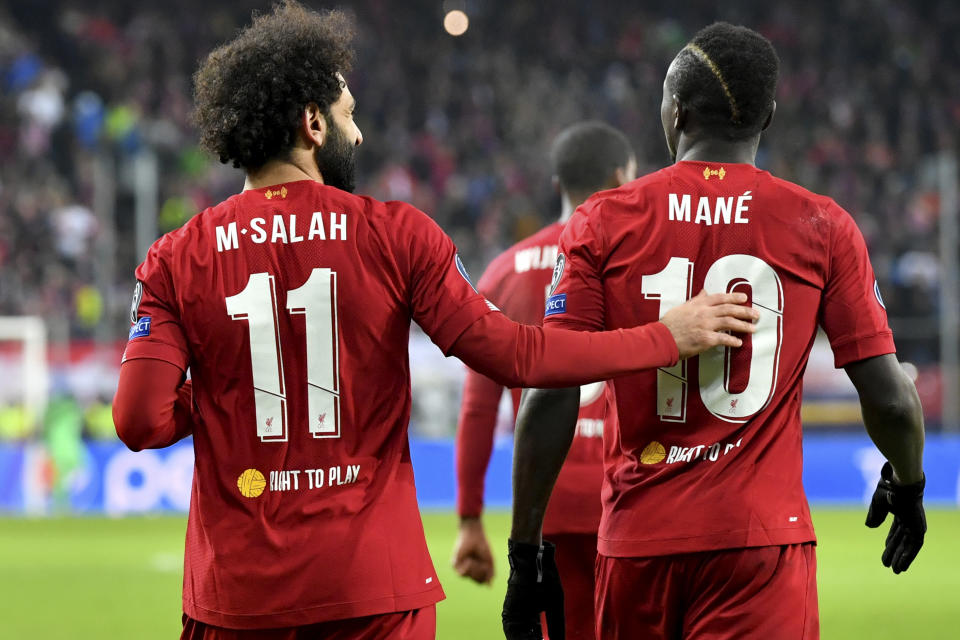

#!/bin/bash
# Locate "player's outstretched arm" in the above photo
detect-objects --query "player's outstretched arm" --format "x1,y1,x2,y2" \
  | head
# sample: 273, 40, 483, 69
449, 291, 757, 389
113, 359, 194, 451
502, 387, 579, 640
845, 354, 926, 573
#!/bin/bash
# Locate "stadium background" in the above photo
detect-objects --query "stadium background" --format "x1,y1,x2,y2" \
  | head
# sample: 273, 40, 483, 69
0, 0, 958, 638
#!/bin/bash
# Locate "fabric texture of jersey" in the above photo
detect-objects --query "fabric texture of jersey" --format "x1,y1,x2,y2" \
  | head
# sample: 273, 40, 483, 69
456, 222, 608, 535
545, 161, 895, 558
122, 180, 493, 628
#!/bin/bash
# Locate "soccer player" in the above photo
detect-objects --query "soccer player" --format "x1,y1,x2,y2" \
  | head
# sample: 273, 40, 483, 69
453, 121, 635, 640
503, 22, 927, 640
110, 4, 758, 639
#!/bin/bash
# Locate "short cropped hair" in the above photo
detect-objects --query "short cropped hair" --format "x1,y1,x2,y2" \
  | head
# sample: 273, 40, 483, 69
193, 1, 355, 170
672, 22, 779, 140
550, 121, 633, 195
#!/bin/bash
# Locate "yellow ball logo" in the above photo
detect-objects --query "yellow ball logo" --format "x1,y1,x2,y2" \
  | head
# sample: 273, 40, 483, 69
237, 469, 266, 498
640, 441, 666, 465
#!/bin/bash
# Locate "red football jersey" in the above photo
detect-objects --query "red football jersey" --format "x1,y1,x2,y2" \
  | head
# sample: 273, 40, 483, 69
122, 180, 493, 628
456, 222, 608, 535
545, 161, 895, 557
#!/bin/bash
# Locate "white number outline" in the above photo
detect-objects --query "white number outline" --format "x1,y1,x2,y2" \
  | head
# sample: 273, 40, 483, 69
641, 254, 784, 424
642, 257, 694, 422
226, 268, 341, 442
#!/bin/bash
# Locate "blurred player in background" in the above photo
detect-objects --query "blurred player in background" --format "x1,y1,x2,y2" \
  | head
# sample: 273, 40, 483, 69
453, 121, 635, 640
504, 22, 927, 640
110, 3, 759, 639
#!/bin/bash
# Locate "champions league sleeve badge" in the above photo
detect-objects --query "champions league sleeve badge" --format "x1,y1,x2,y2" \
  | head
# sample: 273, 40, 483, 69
129, 316, 152, 339
544, 253, 567, 317
455, 253, 479, 293
874, 279, 886, 309
130, 280, 144, 323
548, 253, 565, 296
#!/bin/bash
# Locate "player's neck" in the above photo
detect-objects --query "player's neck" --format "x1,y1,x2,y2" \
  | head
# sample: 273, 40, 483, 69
559, 192, 591, 223
674, 135, 759, 166
243, 156, 324, 191
559, 196, 576, 223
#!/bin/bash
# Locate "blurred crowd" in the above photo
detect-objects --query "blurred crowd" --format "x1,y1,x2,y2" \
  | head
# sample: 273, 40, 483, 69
0, 0, 957, 364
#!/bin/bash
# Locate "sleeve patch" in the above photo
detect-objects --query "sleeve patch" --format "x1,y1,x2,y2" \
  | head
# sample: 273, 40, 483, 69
130, 280, 144, 323
544, 294, 567, 317
129, 316, 152, 339
455, 253, 479, 293
548, 253, 566, 296
874, 280, 886, 309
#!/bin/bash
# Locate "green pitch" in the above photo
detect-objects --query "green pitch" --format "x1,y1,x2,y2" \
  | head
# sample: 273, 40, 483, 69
0, 510, 957, 638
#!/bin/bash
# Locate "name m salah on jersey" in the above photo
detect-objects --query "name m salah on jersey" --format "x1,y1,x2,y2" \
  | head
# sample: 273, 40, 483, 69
214, 210, 349, 252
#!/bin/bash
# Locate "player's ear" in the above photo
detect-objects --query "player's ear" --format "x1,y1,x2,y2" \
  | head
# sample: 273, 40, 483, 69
551, 175, 561, 194
761, 101, 776, 132
673, 94, 687, 132
301, 102, 327, 148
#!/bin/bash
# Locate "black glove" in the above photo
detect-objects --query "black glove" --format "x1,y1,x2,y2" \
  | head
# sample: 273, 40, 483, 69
502, 539, 565, 640
865, 461, 926, 574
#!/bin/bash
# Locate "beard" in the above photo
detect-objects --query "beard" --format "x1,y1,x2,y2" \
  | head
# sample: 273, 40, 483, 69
314, 118, 357, 193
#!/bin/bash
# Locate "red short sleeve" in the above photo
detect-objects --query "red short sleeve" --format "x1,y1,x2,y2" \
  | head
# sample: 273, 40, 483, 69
543, 201, 606, 331
819, 204, 895, 367
121, 239, 190, 371
396, 204, 494, 354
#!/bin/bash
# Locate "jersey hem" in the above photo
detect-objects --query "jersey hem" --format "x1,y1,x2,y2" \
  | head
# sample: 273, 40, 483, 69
597, 526, 816, 558
543, 523, 602, 536
830, 331, 895, 368
183, 584, 445, 630
121, 340, 188, 371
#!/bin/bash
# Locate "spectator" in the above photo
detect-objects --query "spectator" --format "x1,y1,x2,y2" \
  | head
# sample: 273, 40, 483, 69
0, 0, 955, 372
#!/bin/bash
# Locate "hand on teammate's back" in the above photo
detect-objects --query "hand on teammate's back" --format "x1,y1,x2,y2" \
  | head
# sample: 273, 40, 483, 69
452, 517, 495, 584
502, 540, 565, 640
865, 461, 926, 574
659, 290, 759, 359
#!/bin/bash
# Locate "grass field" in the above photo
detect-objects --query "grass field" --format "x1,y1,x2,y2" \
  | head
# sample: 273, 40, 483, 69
1, 510, 958, 638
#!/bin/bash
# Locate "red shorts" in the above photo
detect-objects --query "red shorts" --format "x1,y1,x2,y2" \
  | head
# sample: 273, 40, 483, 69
595, 544, 818, 640
542, 532, 598, 640
180, 606, 436, 640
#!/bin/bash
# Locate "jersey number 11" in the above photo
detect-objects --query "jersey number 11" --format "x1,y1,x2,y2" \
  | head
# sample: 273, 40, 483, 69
226, 268, 341, 442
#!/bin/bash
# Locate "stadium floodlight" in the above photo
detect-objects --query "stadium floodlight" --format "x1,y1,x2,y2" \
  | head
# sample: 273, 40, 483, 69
443, 11, 469, 36
442, 1, 469, 37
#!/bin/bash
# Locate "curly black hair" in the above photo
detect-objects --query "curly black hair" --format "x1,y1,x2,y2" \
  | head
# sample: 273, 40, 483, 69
193, 1, 355, 170
550, 121, 633, 195
672, 22, 779, 140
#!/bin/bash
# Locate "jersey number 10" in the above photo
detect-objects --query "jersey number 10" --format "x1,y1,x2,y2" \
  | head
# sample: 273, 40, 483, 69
226, 268, 341, 442
642, 254, 784, 423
